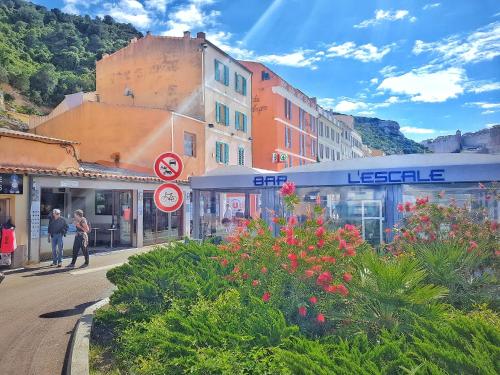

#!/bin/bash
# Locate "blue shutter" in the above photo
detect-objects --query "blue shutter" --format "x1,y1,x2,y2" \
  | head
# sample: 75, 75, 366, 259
215, 60, 220, 82
225, 106, 229, 126
234, 72, 238, 91
224, 143, 229, 164
242, 77, 247, 96
215, 142, 221, 163
224, 65, 229, 86
242, 114, 247, 132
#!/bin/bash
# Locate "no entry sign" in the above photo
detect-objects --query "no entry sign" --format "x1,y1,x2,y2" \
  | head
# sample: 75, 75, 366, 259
154, 183, 184, 212
154, 152, 183, 181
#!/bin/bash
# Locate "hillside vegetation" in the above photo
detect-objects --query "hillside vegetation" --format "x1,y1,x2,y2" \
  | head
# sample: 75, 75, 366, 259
0, 0, 141, 112
353, 116, 428, 154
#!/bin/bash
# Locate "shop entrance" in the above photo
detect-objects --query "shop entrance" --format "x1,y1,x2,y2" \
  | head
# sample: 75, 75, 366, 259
143, 191, 182, 244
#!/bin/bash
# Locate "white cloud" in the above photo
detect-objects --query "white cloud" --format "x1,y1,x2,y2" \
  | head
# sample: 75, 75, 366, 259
370, 77, 379, 85
466, 102, 500, 114
317, 98, 336, 108
102, 0, 152, 28
379, 65, 398, 77
334, 100, 368, 112
400, 126, 436, 134
413, 22, 500, 65
466, 81, 500, 93
486, 123, 499, 128
206, 31, 254, 59
423, 3, 441, 10
145, 0, 169, 13
162, 0, 219, 36
378, 67, 466, 103
256, 50, 321, 69
326, 42, 393, 62
354, 9, 415, 28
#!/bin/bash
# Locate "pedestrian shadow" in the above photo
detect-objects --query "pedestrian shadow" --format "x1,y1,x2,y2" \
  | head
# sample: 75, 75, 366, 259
39, 300, 98, 319
22, 268, 72, 277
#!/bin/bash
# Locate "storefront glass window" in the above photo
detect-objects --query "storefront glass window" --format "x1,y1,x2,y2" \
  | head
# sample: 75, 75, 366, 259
95, 190, 113, 215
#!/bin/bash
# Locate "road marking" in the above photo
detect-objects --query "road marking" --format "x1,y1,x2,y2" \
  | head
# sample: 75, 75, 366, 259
69, 262, 124, 275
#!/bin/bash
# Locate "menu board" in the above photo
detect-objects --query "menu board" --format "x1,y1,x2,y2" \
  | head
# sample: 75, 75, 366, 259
0, 174, 23, 195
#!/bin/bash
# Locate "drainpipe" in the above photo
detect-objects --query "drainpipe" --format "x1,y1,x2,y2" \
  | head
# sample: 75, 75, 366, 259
171, 113, 175, 153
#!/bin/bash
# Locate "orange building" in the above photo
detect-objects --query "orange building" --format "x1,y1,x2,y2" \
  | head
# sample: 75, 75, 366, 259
239, 61, 318, 171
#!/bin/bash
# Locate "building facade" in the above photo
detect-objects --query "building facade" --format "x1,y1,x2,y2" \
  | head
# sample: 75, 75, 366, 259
421, 126, 500, 154
317, 107, 342, 162
239, 61, 318, 171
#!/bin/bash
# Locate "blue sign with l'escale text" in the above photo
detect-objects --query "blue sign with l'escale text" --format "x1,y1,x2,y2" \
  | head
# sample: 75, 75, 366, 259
348, 169, 445, 184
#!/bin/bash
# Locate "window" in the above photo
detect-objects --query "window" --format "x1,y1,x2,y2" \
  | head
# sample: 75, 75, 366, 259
183, 132, 196, 157
235, 111, 247, 132
326, 126, 330, 138
325, 146, 330, 159
299, 134, 305, 155
319, 143, 324, 159
215, 102, 230, 126
299, 108, 305, 130
319, 121, 324, 137
215, 141, 229, 164
311, 139, 316, 157
95, 190, 113, 215
337, 151, 341, 160
285, 126, 292, 148
235, 73, 247, 95
288, 155, 293, 168
214, 59, 229, 86
261, 71, 270, 80
284, 98, 292, 120
310, 114, 316, 133
238, 146, 245, 166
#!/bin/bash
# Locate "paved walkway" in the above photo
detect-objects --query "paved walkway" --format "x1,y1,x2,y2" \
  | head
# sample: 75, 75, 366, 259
0, 246, 153, 375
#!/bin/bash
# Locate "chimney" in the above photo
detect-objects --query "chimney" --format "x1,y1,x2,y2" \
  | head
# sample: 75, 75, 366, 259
183, 31, 191, 39
197, 31, 206, 39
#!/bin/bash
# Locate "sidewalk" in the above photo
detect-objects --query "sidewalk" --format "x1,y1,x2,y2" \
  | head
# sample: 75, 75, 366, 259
0, 245, 154, 375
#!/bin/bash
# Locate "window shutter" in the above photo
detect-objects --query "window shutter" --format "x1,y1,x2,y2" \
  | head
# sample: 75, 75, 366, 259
234, 72, 238, 91
224, 143, 229, 164
225, 106, 229, 126
242, 78, 247, 96
215, 142, 221, 162
243, 114, 247, 132
224, 65, 229, 86
215, 102, 220, 123
235, 111, 240, 130
215, 60, 220, 82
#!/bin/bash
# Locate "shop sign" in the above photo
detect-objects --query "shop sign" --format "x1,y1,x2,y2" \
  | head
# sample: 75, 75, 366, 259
272, 152, 288, 163
0, 174, 23, 194
154, 183, 184, 213
253, 175, 288, 186
60, 180, 79, 188
154, 152, 183, 181
348, 169, 445, 184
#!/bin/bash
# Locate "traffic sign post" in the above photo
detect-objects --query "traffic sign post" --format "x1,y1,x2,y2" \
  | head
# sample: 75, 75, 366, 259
154, 152, 183, 181
154, 183, 184, 213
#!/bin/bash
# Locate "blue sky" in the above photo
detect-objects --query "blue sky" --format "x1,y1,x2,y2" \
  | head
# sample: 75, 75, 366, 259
32, 0, 500, 141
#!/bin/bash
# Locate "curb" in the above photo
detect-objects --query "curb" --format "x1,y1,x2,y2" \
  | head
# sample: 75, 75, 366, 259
66, 298, 110, 375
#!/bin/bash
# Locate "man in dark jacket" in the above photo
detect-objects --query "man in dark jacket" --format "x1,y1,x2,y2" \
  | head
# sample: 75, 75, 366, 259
48, 209, 68, 267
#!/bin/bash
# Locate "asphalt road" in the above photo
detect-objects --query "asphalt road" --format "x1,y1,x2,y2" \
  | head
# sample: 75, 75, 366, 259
0, 246, 153, 375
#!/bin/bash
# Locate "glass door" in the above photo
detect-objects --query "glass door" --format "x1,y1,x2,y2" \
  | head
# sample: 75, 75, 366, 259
143, 191, 180, 244
361, 200, 383, 246
117, 191, 133, 246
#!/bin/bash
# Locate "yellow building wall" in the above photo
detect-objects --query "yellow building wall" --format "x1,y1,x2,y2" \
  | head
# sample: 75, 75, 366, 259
96, 34, 204, 121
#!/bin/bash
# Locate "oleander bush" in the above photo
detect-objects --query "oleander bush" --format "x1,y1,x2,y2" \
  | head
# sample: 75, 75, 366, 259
92, 182, 500, 374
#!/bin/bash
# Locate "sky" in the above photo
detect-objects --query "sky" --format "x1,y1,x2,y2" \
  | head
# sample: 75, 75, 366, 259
32, 0, 500, 142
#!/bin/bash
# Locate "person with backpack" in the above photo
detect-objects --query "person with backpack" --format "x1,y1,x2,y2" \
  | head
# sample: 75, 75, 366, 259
48, 209, 68, 267
67, 209, 90, 268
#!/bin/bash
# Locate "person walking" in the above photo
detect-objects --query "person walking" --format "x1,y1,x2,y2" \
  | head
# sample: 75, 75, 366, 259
67, 209, 90, 268
48, 209, 68, 267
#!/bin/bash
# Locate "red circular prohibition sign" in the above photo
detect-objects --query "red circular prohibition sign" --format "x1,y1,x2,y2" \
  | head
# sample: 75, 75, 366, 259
154, 152, 183, 181
154, 183, 184, 213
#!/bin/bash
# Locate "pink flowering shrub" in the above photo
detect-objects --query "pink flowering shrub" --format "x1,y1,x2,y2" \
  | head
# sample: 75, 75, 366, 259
215, 182, 370, 334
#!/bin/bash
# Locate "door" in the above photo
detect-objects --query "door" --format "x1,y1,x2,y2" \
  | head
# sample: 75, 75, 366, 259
361, 200, 383, 246
116, 191, 133, 246
143, 192, 180, 244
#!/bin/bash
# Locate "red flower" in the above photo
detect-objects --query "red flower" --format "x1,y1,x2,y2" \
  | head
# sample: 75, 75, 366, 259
220, 258, 228, 267
262, 292, 271, 302
315, 226, 325, 237
242, 273, 249, 280
342, 273, 352, 283
252, 279, 260, 287
308, 245, 315, 251
416, 197, 429, 207
272, 244, 281, 253
384, 228, 391, 234
257, 228, 265, 236
323, 285, 336, 293
261, 266, 268, 274
316, 313, 325, 323
339, 239, 347, 250
288, 216, 298, 226
298, 306, 307, 317
299, 251, 307, 258
316, 217, 324, 226
397, 203, 404, 212
288, 253, 297, 261
304, 269, 315, 278
272, 217, 280, 223
280, 181, 296, 196
308, 296, 318, 304
336, 284, 349, 296
232, 266, 240, 274
420, 215, 430, 223
317, 239, 325, 248
241, 253, 250, 260
316, 271, 333, 287
467, 240, 478, 253
478, 182, 485, 189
